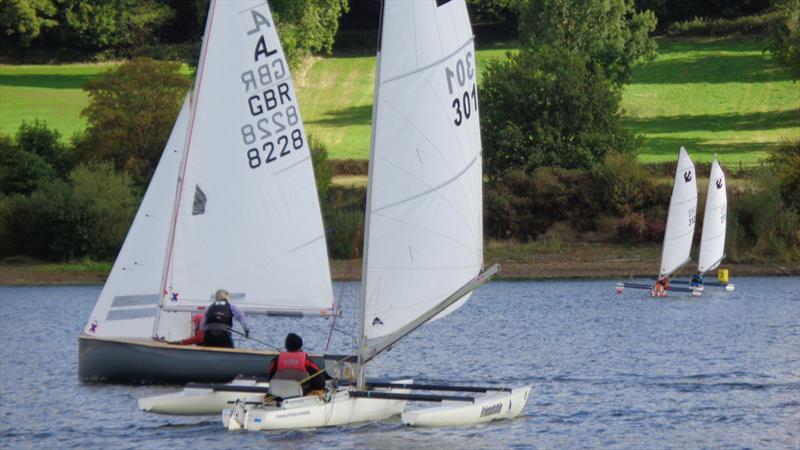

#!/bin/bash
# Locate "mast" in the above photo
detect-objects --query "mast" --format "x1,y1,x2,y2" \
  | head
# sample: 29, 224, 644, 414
357, 0, 386, 390
152, 0, 216, 337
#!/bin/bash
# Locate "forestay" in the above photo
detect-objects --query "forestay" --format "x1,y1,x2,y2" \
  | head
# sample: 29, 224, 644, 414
659, 147, 697, 278
698, 159, 727, 273
163, 0, 333, 315
83, 97, 191, 339
360, 0, 483, 358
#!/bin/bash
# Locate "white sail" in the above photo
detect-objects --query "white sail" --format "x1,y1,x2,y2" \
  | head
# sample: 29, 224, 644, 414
698, 159, 727, 273
360, 0, 483, 356
84, 96, 191, 338
659, 147, 698, 278
163, 0, 333, 315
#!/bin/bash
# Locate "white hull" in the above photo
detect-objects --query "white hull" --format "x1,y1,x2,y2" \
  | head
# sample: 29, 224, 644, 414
402, 386, 531, 427
223, 381, 411, 431
138, 379, 268, 415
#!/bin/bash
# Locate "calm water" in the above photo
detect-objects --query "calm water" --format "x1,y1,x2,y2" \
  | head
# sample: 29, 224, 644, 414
1, 278, 799, 449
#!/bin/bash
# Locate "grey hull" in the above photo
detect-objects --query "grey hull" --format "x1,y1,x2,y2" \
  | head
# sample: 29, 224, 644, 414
78, 335, 350, 384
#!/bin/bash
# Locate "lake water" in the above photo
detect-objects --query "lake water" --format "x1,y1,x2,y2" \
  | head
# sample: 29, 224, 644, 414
1, 278, 798, 449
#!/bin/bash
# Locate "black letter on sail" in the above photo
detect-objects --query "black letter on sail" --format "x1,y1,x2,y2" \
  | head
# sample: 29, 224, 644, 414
683, 171, 692, 182
254, 35, 277, 62
247, 10, 271, 35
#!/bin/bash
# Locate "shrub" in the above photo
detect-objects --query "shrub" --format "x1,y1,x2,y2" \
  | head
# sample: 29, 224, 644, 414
667, 11, 779, 36
308, 134, 332, 200
6, 162, 135, 261
592, 151, 650, 216
767, 139, 800, 211
0, 134, 54, 196
324, 208, 363, 259
481, 47, 636, 177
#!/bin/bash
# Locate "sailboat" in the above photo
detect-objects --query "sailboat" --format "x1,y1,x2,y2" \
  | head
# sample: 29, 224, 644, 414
672, 157, 734, 291
182, 0, 530, 430
78, 0, 345, 383
616, 147, 700, 297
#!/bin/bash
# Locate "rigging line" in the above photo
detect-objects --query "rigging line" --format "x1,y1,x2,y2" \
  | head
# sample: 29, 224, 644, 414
325, 224, 362, 352
161, 0, 217, 295
381, 36, 474, 85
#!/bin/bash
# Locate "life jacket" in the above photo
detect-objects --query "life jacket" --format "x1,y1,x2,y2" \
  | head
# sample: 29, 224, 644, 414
205, 300, 233, 335
274, 351, 309, 381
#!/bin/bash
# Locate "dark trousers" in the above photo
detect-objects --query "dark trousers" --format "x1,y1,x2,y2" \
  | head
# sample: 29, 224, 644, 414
203, 332, 234, 348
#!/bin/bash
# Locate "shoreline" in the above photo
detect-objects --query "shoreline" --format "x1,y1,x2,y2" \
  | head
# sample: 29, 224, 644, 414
1, 256, 797, 286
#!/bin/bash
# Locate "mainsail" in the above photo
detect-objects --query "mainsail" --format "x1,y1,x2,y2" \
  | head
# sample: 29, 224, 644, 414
83, 96, 191, 338
698, 158, 727, 273
162, 0, 333, 315
360, 0, 484, 360
659, 147, 698, 278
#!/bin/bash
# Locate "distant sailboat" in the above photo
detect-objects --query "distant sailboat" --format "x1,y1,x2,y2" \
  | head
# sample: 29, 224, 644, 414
79, 0, 342, 383
616, 147, 700, 297
674, 157, 735, 291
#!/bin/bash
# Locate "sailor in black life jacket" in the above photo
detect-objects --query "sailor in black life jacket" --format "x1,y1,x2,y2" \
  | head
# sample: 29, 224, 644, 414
267, 333, 330, 395
199, 289, 250, 348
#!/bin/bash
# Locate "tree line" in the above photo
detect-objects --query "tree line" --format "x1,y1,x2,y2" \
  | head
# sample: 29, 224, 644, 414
1, 0, 798, 263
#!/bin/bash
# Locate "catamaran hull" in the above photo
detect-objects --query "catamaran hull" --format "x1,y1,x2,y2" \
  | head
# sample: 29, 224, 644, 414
138, 379, 269, 415
401, 386, 531, 427
79, 335, 275, 383
223, 383, 412, 431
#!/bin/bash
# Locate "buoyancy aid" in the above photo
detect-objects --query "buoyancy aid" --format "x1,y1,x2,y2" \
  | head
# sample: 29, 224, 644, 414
274, 351, 310, 381
205, 300, 233, 335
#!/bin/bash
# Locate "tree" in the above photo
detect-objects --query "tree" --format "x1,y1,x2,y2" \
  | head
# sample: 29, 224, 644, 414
514, 0, 657, 88
0, 0, 57, 46
194, 0, 348, 68
0, 120, 66, 195
481, 47, 636, 176
77, 58, 190, 185
768, 0, 800, 80
52, 0, 174, 51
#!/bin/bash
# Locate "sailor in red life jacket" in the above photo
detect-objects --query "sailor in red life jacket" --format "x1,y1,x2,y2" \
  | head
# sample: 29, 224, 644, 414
267, 333, 329, 395
166, 313, 205, 345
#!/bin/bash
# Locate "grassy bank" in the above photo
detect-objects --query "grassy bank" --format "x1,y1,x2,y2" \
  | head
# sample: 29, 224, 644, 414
3, 37, 796, 162
2, 243, 796, 286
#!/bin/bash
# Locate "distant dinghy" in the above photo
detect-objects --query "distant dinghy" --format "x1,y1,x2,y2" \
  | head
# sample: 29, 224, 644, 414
616, 147, 700, 297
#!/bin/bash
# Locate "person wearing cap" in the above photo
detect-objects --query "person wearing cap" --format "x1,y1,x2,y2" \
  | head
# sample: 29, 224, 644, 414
267, 333, 329, 395
200, 289, 250, 348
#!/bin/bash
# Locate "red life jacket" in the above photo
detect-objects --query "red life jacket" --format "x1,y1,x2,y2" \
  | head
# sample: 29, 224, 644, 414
274, 351, 309, 381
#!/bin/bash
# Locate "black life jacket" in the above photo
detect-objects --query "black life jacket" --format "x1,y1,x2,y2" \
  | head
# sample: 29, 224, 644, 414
205, 300, 233, 335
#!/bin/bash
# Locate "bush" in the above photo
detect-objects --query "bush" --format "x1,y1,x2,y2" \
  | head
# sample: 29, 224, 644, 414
308, 134, 332, 200
4, 162, 135, 261
667, 11, 779, 36
767, 0, 800, 80
323, 208, 363, 259
0, 135, 54, 195
481, 47, 636, 177
592, 151, 650, 216
767, 139, 800, 211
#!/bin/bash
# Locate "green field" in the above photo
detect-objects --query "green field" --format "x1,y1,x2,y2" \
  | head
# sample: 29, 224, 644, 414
623, 37, 800, 164
1, 37, 797, 163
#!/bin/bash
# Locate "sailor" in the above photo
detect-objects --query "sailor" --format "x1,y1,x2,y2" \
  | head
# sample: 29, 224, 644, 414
267, 333, 329, 395
200, 289, 250, 348
654, 277, 668, 294
690, 273, 704, 288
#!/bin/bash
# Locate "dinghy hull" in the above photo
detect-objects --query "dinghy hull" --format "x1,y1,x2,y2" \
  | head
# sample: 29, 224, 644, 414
138, 379, 269, 415
79, 335, 348, 383
401, 386, 531, 427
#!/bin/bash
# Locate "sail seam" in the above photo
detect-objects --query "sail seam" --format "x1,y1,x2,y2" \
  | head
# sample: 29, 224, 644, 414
372, 210, 479, 258
381, 37, 474, 85
275, 155, 311, 175
670, 196, 697, 206
372, 152, 478, 214
288, 234, 325, 253
665, 229, 695, 240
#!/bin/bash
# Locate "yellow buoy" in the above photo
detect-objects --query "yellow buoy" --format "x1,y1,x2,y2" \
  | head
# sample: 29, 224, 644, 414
718, 268, 729, 284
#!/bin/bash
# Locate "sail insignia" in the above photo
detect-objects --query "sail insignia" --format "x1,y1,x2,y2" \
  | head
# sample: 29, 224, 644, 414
192, 186, 207, 215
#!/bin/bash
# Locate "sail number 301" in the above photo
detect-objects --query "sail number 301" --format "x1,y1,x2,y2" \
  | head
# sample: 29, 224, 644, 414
444, 51, 477, 127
